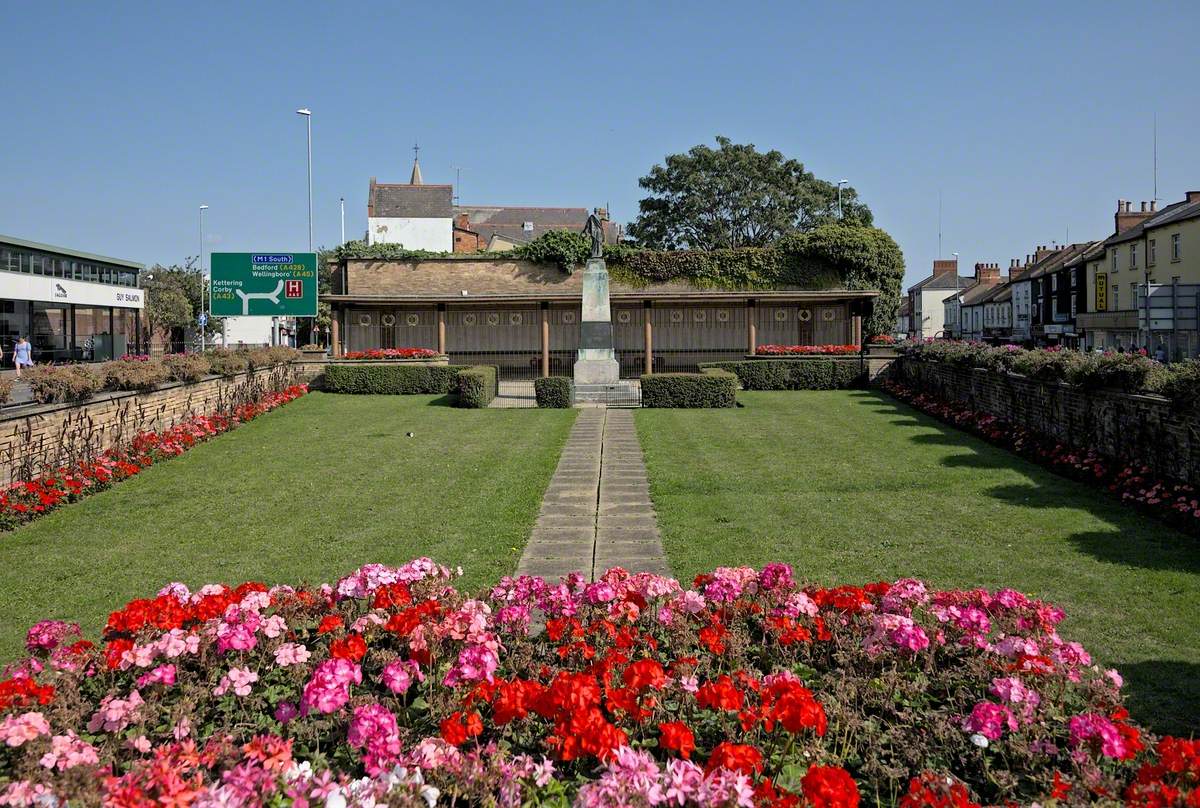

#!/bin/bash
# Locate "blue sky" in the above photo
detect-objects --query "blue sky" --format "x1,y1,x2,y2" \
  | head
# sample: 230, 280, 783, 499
2, 1, 1197, 288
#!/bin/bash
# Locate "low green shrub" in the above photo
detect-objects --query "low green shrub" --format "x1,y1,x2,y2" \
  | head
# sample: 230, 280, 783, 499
640, 370, 737, 408
455, 366, 498, 408
323, 363, 465, 395
162, 353, 212, 383
246, 346, 300, 370
102, 359, 170, 392
25, 365, 103, 404
699, 358, 864, 390
1068, 352, 1164, 393
534, 377, 573, 408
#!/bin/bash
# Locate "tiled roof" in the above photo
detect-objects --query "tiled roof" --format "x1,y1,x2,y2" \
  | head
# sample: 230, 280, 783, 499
908, 274, 975, 292
1107, 199, 1200, 245
369, 182, 454, 218
958, 282, 1004, 307
1026, 244, 1090, 279
456, 206, 621, 245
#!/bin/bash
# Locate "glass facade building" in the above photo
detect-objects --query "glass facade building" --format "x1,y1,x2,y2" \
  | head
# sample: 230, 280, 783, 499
0, 236, 145, 362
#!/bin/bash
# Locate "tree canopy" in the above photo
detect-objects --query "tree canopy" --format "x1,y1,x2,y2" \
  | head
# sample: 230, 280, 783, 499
627, 137, 872, 250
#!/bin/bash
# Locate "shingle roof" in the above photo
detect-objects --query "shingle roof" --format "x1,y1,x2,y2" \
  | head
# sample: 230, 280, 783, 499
1107, 199, 1200, 245
369, 182, 454, 218
958, 281, 1005, 306
1026, 244, 1090, 279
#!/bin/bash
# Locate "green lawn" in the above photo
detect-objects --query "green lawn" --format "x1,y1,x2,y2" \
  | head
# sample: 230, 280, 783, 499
636, 390, 1200, 735
0, 393, 575, 660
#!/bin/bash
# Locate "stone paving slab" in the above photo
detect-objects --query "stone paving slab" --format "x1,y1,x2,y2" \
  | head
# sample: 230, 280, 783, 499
517, 407, 669, 583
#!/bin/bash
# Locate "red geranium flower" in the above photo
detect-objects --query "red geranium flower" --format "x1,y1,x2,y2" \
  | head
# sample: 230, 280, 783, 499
658, 721, 695, 759
706, 742, 763, 774
622, 658, 666, 691
802, 765, 860, 808
329, 634, 366, 662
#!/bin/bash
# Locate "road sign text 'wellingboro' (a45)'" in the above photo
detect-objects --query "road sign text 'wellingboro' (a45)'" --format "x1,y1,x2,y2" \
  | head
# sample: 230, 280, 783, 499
209, 253, 317, 317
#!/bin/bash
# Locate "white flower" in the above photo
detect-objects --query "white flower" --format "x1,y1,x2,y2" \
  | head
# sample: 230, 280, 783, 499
324, 788, 347, 808
420, 786, 440, 807
970, 733, 990, 749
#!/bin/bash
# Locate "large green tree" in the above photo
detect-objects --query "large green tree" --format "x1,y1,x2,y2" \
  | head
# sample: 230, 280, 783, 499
140, 258, 222, 346
628, 137, 872, 250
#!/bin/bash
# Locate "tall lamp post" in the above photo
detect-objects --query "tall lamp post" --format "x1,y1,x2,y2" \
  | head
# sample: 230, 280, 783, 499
199, 205, 209, 352
339, 197, 345, 245
296, 108, 313, 348
837, 179, 848, 219
952, 252, 960, 339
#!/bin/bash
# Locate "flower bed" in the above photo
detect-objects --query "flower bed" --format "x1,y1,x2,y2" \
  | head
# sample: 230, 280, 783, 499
866, 334, 897, 346
341, 348, 440, 361
883, 379, 1200, 532
0, 560, 1193, 806
0, 384, 308, 532
756, 344, 860, 356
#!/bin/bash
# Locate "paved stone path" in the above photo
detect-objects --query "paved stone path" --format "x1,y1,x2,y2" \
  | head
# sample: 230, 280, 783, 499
516, 408, 669, 581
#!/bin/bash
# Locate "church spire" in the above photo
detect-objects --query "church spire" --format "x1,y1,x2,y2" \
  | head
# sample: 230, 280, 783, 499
409, 142, 422, 185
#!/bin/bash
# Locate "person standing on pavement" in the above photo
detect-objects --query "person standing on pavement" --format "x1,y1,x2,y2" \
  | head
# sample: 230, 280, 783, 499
12, 336, 32, 377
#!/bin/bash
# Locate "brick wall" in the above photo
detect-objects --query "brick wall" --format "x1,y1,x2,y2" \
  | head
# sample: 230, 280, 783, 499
895, 358, 1200, 485
0, 365, 297, 484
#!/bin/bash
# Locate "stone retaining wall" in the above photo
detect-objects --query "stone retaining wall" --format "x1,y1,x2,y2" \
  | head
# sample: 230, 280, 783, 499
895, 358, 1200, 485
0, 365, 296, 484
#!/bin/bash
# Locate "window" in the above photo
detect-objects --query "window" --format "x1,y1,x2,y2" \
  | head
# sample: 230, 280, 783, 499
1113, 285, 1119, 310
1071, 296, 1077, 317
1071, 269, 1077, 287
1130, 283, 1137, 308
1173, 233, 1182, 260
1112, 250, 1118, 271
1149, 239, 1157, 265
1130, 244, 1137, 269
1051, 275, 1058, 292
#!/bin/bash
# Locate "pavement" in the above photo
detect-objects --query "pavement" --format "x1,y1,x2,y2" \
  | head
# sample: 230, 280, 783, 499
516, 408, 669, 582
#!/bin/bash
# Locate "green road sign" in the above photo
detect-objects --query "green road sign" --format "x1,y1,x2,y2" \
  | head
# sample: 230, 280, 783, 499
209, 253, 317, 317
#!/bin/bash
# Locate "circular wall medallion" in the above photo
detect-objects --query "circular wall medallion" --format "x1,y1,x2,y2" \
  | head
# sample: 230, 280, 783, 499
693, 309, 707, 323
670, 310, 684, 324
487, 312, 500, 326
798, 309, 812, 322
509, 312, 523, 326
406, 313, 420, 327
716, 309, 730, 323
380, 313, 396, 327
616, 310, 631, 325
821, 309, 836, 322
562, 311, 576, 324
774, 309, 789, 323
463, 312, 477, 326
358, 313, 373, 327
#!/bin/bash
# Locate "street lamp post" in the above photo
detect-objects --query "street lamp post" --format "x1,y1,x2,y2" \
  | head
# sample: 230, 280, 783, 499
296, 108, 313, 348
199, 205, 209, 352
837, 179, 849, 219
340, 197, 345, 245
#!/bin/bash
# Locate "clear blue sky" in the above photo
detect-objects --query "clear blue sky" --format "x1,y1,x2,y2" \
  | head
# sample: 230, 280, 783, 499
3, 1, 1197, 289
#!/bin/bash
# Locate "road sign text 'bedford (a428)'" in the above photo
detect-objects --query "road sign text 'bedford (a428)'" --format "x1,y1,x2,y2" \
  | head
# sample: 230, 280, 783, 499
209, 253, 317, 316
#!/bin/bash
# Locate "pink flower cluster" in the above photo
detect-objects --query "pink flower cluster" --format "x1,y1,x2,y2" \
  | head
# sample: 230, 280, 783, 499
301, 658, 362, 714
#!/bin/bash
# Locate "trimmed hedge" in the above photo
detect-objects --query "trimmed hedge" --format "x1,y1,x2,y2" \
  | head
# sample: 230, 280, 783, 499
323, 364, 465, 395
455, 366, 498, 408
534, 377, 574, 408
700, 358, 865, 390
640, 370, 737, 408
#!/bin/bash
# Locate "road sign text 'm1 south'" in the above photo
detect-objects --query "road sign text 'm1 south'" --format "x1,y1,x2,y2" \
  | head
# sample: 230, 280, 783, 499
209, 252, 317, 317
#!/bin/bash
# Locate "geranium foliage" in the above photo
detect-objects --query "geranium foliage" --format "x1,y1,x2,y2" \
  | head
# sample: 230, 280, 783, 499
341, 348, 440, 361
0, 561, 1191, 806
756, 345, 861, 356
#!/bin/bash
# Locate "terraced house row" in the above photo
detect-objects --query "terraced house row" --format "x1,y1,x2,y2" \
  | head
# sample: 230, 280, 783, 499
900, 191, 1200, 357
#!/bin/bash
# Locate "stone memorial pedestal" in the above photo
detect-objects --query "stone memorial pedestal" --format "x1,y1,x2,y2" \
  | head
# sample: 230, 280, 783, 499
573, 258, 638, 405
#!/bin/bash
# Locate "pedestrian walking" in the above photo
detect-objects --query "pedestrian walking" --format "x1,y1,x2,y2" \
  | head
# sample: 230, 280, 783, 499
12, 336, 32, 377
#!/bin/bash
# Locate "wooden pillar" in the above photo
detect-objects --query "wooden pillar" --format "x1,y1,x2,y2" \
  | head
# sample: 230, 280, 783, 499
330, 309, 340, 356
541, 302, 550, 377
437, 304, 447, 355
643, 300, 653, 375
746, 299, 757, 355
851, 314, 863, 347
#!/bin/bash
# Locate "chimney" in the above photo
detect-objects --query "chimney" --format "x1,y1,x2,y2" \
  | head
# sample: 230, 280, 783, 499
1187, 191, 1200, 203
455, 213, 470, 229
975, 262, 1001, 286
1150, 200, 1157, 211
932, 258, 958, 278
1115, 197, 1154, 233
